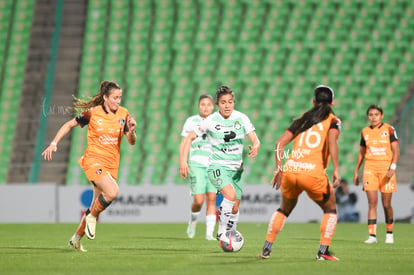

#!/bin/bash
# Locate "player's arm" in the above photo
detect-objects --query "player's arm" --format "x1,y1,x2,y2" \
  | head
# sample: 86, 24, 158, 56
353, 135, 366, 186
179, 131, 197, 179
271, 130, 294, 189
247, 131, 260, 158
41, 118, 78, 161
125, 115, 137, 145
328, 128, 340, 188
386, 139, 400, 178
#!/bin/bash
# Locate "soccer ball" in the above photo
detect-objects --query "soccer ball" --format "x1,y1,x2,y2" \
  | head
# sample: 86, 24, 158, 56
219, 230, 244, 252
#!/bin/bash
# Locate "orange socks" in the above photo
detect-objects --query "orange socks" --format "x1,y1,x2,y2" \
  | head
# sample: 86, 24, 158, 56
368, 219, 377, 236
91, 194, 112, 217
320, 212, 337, 246
265, 210, 287, 243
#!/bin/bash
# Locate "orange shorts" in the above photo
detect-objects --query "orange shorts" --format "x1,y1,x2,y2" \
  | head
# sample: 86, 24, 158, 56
79, 156, 118, 183
363, 169, 397, 193
281, 172, 332, 202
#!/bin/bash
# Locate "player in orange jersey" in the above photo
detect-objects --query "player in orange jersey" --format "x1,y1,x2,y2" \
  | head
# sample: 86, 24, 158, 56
41, 81, 137, 252
353, 104, 399, 244
259, 85, 341, 261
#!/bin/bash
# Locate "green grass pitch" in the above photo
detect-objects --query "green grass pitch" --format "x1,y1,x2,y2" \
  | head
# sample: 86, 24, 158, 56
0, 223, 413, 274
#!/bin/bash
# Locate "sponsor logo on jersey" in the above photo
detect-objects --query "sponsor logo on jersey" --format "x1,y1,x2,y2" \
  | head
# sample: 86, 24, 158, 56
98, 135, 119, 145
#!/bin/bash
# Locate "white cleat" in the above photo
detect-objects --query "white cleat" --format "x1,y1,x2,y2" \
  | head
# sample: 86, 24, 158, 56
68, 234, 87, 252
187, 222, 196, 238
385, 233, 394, 244
85, 214, 97, 240
364, 236, 377, 244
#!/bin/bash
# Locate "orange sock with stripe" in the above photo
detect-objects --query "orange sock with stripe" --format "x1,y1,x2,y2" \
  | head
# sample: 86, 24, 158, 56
265, 209, 287, 243
368, 219, 377, 237
385, 219, 394, 233
91, 195, 112, 217
320, 211, 337, 247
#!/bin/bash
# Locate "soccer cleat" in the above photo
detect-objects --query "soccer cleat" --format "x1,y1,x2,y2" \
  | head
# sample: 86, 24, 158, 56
364, 236, 377, 244
316, 250, 339, 261
68, 234, 87, 252
258, 248, 271, 259
85, 213, 97, 240
186, 222, 196, 238
385, 233, 394, 244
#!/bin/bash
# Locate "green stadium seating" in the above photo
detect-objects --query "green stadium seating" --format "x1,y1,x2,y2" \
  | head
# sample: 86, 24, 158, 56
64, 0, 414, 186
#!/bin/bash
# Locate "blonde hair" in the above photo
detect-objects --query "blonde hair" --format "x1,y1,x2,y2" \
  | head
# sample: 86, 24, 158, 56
73, 81, 120, 113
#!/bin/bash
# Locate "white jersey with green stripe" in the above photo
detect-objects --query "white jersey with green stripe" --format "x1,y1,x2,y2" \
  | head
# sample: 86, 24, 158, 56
181, 115, 211, 167
195, 110, 255, 171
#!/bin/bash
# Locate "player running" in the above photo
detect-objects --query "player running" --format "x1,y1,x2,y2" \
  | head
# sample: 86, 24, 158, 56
42, 81, 137, 252
180, 94, 216, 240
179, 86, 260, 243
353, 104, 399, 244
259, 85, 341, 261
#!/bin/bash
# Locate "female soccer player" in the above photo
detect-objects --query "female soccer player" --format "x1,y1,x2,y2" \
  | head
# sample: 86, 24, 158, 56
41, 81, 137, 252
353, 104, 399, 244
180, 94, 216, 240
179, 86, 260, 244
259, 85, 341, 261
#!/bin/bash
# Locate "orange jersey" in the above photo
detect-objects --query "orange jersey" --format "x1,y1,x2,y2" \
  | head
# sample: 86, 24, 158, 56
283, 113, 341, 176
76, 105, 131, 169
360, 122, 398, 171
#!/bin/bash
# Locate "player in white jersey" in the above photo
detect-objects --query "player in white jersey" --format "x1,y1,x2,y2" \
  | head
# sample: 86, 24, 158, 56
180, 94, 216, 240
180, 86, 260, 244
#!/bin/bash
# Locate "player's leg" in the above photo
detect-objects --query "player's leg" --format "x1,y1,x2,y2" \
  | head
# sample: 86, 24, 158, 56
363, 169, 379, 243
187, 193, 204, 238
380, 172, 396, 244
365, 190, 378, 243
259, 172, 299, 259
208, 166, 236, 238
216, 184, 236, 237
228, 169, 243, 232
69, 185, 102, 251
205, 191, 217, 240
313, 181, 339, 261
85, 173, 119, 240
381, 192, 394, 243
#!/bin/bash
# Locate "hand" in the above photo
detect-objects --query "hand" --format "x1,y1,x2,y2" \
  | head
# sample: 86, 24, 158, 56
386, 169, 395, 179
41, 143, 57, 161
179, 162, 189, 179
271, 169, 283, 190
353, 172, 359, 186
332, 170, 340, 188
247, 145, 258, 158
127, 116, 137, 133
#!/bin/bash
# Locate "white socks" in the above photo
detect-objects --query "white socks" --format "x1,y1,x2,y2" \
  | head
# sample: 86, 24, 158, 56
218, 198, 235, 236
190, 211, 200, 224
228, 211, 239, 231
206, 215, 216, 238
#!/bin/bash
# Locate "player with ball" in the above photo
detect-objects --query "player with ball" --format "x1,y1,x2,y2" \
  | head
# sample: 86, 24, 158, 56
180, 86, 260, 252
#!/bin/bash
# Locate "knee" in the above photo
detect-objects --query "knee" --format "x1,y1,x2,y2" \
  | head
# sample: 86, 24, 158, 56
106, 185, 119, 202
382, 202, 392, 210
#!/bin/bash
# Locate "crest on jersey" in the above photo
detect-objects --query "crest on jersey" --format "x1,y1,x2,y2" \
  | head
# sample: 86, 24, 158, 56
216, 178, 222, 186
234, 121, 241, 130
119, 118, 125, 126
381, 131, 388, 138
96, 169, 102, 175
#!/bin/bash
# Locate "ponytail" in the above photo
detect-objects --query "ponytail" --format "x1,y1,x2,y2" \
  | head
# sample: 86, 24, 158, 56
289, 85, 335, 137
289, 103, 333, 136
73, 81, 120, 113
